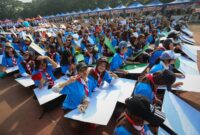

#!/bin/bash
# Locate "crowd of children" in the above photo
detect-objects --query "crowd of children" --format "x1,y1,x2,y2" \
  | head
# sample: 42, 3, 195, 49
0, 13, 187, 134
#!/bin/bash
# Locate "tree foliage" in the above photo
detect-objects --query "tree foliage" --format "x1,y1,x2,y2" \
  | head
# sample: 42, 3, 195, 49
0, 0, 174, 20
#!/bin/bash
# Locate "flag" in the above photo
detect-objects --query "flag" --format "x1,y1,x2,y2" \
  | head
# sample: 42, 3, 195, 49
122, 63, 147, 70
75, 54, 84, 62
133, 45, 149, 59
104, 36, 116, 54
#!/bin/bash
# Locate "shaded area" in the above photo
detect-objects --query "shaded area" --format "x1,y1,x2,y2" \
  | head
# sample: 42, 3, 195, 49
0, 74, 125, 135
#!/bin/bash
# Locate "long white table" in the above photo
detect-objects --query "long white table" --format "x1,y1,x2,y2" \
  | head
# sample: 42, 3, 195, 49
158, 91, 200, 135
33, 77, 67, 105
178, 56, 199, 75
181, 43, 200, 62
64, 78, 136, 125
158, 74, 200, 93
117, 78, 136, 103
127, 66, 147, 74
15, 76, 34, 87
5, 66, 19, 74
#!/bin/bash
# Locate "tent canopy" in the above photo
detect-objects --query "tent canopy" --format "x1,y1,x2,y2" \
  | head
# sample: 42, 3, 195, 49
146, 0, 164, 6
128, 2, 144, 8
65, 13, 69, 16
60, 13, 65, 17
168, 0, 192, 4
102, 6, 112, 11
84, 9, 92, 13
92, 7, 102, 12
113, 4, 126, 10
56, 13, 61, 17
70, 11, 77, 15
78, 10, 83, 14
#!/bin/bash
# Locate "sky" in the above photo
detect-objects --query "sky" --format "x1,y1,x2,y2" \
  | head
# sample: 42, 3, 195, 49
18, 0, 32, 3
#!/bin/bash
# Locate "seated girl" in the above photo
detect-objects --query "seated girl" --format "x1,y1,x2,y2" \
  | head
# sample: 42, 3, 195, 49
1, 42, 23, 72
52, 62, 91, 113
45, 44, 60, 65
60, 49, 77, 77
150, 50, 185, 87
84, 43, 98, 65
97, 35, 114, 57
80, 34, 89, 52
88, 57, 118, 92
31, 56, 58, 89
110, 41, 138, 74
133, 70, 176, 104
63, 37, 75, 55
18, 51, 35, 77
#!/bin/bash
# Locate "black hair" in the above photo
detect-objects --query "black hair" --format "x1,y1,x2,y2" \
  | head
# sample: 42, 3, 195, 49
85, 46, 98, 56
163, 39, 173, 50
5, 47, 18, 58
48, 36, 56, 43
130, 35, 137, 46
153, 70, 176, 86
34, 57, 48, 70
116, 46, 121, 53
134, 75, 156, 97
60, 49, 75, 66
121, 31, 128, 41
154, 57, 172, 65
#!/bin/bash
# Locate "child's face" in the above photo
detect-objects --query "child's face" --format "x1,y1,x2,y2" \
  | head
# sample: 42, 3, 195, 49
170, 59, 175, 64
122, 47, 128, 54
97, 62, 106, 73
5, 47, 13, 53
68, 55, 73, 60
78, 68, 89, 79
50, 37, 54, 42
0, 44, 3, 54
87, 47, 93, 52
25, 40, 30, 45
134, 39, 138, 44
83, 35, 88, 40
140, 37, 145, 42
23, 54, 30, 60
40, 61, 47, 70
66, 39, 71, 45
169, 43, 174, 50
69, 63, 76, 71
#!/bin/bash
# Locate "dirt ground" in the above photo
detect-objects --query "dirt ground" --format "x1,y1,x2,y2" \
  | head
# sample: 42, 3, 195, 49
189, 24, 200, 46
0, 24, 200, 135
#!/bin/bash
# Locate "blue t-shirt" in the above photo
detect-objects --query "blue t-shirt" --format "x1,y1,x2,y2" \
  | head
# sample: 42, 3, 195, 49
149, 50, 164, 67
97, 43, 103, 54
61, 80, 91, 110
125, 47, 133, 58
149, 62, 165, 74
112, 37, 118, 47
114, 126, 131, 135
45, 52, 60, 64
110, 53, 126, 71
80, 40, 87, 52
84, 53, 98, 65
88, 70, 112, 92
32, 65, 56, 87
1, 53, 22, 67
133, 82, 154, 103
146, 35, 156, 45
